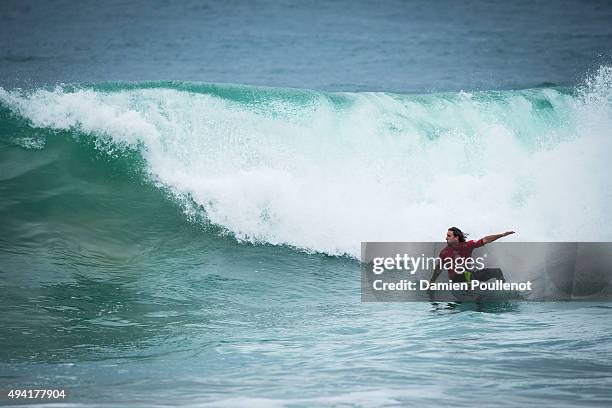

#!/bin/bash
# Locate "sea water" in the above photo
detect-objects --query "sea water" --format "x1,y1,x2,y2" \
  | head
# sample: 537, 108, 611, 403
1, 1, 612, 406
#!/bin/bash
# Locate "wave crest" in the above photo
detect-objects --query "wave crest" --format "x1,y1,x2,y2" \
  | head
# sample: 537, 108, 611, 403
1, 69, 611, 256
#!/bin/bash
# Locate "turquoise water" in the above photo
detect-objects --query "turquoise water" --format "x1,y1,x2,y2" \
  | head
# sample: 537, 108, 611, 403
2, 0, 612, 406
1, 75, 612, 406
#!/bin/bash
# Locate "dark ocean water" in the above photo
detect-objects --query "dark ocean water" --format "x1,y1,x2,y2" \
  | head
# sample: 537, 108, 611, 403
1, 0, 612, 92
1, 1, 612, 407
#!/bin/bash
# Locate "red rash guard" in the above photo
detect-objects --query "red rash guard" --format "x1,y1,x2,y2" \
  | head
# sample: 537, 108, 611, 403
439, 239, 485, 280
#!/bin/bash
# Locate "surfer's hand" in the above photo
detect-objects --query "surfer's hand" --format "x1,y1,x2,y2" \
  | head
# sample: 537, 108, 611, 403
426, 287, 435, 300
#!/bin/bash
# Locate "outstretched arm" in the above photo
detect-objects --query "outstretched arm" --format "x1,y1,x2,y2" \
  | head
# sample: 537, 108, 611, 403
482, 231, 515, 244
429, 267, 442, 285
427, 267, 443, 294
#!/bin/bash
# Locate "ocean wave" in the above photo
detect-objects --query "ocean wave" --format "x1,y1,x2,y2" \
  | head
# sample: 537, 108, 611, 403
1, 67, 611, 257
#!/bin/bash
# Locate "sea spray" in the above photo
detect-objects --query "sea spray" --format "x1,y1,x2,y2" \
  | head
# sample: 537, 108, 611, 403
1, 67, 611, 257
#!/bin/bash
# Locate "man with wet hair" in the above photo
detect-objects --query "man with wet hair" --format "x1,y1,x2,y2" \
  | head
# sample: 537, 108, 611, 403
429, 227, 515, 285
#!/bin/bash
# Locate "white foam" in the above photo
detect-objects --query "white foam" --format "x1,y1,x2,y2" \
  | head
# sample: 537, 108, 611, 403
1, 67, 611, 257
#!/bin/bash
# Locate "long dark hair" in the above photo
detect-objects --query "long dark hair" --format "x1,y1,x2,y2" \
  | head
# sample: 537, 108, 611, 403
448, 227, 468, 242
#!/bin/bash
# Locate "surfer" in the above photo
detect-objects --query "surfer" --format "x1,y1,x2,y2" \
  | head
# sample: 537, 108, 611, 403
428, 227, 515, 286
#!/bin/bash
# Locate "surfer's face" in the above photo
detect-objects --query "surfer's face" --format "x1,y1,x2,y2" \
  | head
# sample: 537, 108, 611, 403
446, 230, 459, 245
